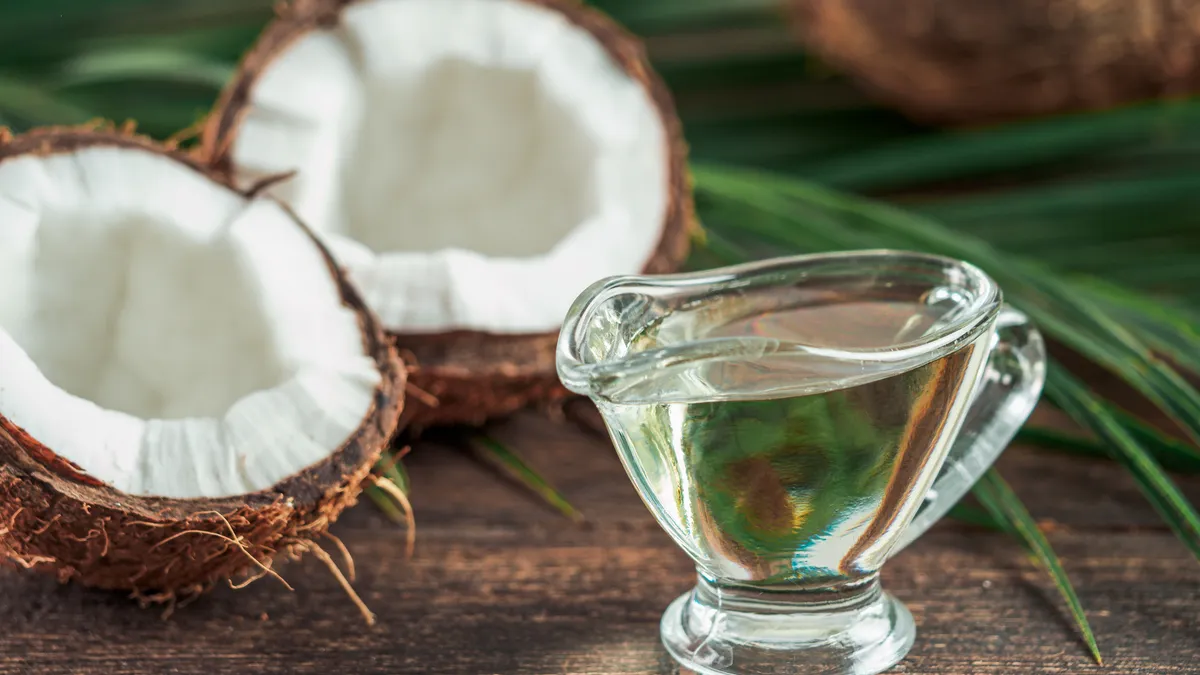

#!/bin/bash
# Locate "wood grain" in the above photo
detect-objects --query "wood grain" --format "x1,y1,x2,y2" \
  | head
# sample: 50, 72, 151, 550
1, 407, 1197, 674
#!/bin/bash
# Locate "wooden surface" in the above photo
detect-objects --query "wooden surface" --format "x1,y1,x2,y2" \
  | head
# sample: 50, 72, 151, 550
1, 403, 1198, 674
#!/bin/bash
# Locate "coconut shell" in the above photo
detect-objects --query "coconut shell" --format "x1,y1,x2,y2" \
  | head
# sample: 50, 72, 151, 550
0, 127, 406, 598
202, 0, 695, 429
790, 0, 1200, 125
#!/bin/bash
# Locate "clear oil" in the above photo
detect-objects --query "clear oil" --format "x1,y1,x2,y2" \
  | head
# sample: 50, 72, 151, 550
599, 297, 990, 586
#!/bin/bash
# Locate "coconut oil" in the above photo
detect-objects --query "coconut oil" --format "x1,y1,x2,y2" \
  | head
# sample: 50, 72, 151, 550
598, 297, 990, 584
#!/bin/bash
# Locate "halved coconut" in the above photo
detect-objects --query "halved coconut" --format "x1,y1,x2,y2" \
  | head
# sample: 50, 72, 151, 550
0, 127, 405, 600
203, 0, 693, 427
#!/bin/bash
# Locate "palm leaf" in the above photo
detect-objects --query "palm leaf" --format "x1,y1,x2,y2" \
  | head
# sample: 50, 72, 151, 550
472, 436, 584, 522
365, 450, 412, 525
365, 485, 408, 525
0, 72, 94, 127
947, 503, 1004, 532
804, 100, 1200, 193
1071, 278, 1200, 369
593, 0, 782, 32
1045, 367, 1200, 559
56, 47, 233, 88
1019, 424, 1200, 474
973, 469, 1103, 665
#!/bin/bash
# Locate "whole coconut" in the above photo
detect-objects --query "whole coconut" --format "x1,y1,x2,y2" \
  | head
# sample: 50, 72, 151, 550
791, 0, 1200, 124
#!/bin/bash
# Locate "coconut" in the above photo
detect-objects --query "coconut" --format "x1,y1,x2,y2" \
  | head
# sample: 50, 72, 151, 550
0, 127, 406, 610
202, 0, 694, 427
790, 0, 1200, 124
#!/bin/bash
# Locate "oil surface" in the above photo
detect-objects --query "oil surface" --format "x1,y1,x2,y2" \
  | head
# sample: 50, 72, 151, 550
601, 299, 990, 585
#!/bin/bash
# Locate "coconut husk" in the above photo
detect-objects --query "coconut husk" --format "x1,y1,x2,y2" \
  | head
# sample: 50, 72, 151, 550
790, 0, 1200, 125
202, 0, 695, 428
0, 127, 407, 600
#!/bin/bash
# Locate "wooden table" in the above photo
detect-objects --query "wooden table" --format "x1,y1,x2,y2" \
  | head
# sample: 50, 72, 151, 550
2, 403, 1197, 674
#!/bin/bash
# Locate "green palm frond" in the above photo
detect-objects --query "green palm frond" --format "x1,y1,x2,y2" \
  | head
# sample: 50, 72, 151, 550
472, 436, 584, 522
973, 469, 1102, 664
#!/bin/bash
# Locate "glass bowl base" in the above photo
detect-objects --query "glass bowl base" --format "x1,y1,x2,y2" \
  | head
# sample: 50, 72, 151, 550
660, 581, 915, 675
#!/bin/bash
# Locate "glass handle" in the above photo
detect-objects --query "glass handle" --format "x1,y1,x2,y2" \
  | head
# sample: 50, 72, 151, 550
892, 305, 1047, 554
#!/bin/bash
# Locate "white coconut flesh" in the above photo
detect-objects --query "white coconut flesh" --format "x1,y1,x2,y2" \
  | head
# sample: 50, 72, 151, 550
229, 0, 669, 334
0, 145, 382, 499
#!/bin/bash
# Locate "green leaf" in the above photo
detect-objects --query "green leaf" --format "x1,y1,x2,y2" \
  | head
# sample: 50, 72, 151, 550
1017, 427, 1111, 460
473, 435, 584, 522
917, 171, 1200, 230
0, 72, 94, 127
805, 99, 1200, 192
1024, 291, 1200, 447
1019, 419, 1200, 474
1069, 277, 1200, 373
1112, 409, 1200, 471
947, 503, 1005, 532
660, 51, 812, 91
1045, 366, 1200, 560
912, 171, 1200, 273
686, 106, 916, 167
366, 450, 412, 525
57, 46, 233, 88
365, 486, 407, 525
0, 0, 272, 45
592, 0, 782, 33
378, 453, 411, 495
693, 225, 752, 265
973, 469, 1103, 665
